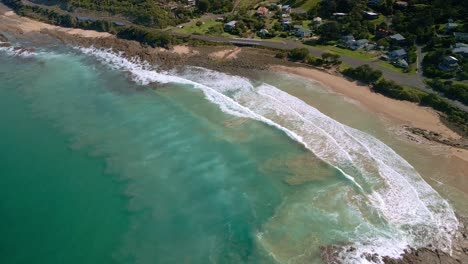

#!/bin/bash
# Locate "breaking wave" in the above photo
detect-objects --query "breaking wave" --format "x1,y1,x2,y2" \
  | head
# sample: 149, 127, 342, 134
0, 45, 36, 58
77, 47, 459, 263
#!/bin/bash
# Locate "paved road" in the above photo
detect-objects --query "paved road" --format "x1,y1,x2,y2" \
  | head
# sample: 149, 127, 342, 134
174, 33, 426, 88
173, 33, 468, 112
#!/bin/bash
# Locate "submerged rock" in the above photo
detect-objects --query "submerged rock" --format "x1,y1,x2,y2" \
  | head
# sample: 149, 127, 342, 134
0, 32, 8, 42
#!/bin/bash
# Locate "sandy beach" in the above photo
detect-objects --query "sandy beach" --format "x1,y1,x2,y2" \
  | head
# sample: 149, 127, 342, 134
0, 5, 112, 38
272, 65, 468, 196
272, 65, 460, 139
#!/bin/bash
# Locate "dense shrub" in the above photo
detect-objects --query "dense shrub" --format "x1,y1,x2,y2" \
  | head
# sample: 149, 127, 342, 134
288, 48, 310, 61
372, 79, 421, 102
117, 27, 173, 48
427, 79, 468, 106
342, 64, 382, 84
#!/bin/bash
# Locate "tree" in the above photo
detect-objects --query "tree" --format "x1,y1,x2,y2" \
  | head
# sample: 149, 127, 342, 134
196, 0, 210, 13
319, 21, 339, 43
288, 48, 310, 61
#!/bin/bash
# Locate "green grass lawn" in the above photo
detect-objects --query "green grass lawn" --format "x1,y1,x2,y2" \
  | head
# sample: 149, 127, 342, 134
313, 45, 376, 61
377, 61, 417, 75
298, 0, 321, 11
174, 18, 222, 35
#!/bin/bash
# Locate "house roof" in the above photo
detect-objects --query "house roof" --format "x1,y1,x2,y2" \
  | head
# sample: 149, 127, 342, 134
389, 49, 407, 57
396, 59, 409, 67
341, 35, 355, 41
364, 11, 379, 16
390, 33, 405, 41
356, 39, 369, 45
445, 56, 459, 62
453, 47, 468, 54
225, 21, 237, 27
454, 32, 468, 38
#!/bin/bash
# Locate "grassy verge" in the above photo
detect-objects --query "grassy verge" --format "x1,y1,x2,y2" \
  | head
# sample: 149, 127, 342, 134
298, 0, 321, 10
377, 61, 417, 75
313, 45, 376, 61
174, 19, 221, 35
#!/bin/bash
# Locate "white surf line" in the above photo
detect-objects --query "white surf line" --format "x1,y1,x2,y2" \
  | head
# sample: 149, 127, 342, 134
77, 47, 366, 191
259, 87, 436, 222
256, 82, 458, 253
76, 46, 459, 256
256, 89, 365, 190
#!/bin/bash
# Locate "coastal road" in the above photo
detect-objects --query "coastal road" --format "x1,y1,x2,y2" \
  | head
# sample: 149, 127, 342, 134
174, 33, 468, 112
173, 33, 426, 89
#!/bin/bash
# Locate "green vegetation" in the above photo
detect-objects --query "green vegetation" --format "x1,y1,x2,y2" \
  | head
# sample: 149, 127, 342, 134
342, 64, 382, 84
288, 48, 310, 61
197, 0, 233, 13
373, 79, 423, 102
372, 79, 468, 132
427, 79, 468, 106
3, 0, 181, 48
313, 45, 375, 61
175, 19, 226, 36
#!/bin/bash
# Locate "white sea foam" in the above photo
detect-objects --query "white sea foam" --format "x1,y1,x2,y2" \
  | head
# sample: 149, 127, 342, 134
0, 45, 36, 58
77, 47, 459, 263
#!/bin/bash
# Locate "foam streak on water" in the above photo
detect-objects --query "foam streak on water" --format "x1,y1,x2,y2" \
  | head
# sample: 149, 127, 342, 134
77, 47, 458, 263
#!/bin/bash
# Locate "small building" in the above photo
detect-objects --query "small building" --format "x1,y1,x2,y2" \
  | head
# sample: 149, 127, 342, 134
390, 33, 406, 42
341, 34, 355, 42
363, 11, 379, 20
312, 17, 322, 25
224, 20, 237, 31
454, 32, 468, 41
394, 58, 409, 68
282, 5, 291, 14
376, 28, 390, 37
258, 29, 270, 37
281, 18, 292, 30
296, 28, 312, 38
256, 6, 269, 17
366, 44, 376, 51
446, 23, 459, 31
394, 1, 408, 8
333, 12, 348, 17
389, 49, 407, 59
187, 0, 196, 6
77, 16, 96, 22
348, 39, 369, 50
453, 46, 468, 57
438, 56, 459, 71
380, 54, 390, 61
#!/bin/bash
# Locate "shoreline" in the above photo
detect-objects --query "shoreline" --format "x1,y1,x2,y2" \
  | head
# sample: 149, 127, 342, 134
1, 4, 468, 263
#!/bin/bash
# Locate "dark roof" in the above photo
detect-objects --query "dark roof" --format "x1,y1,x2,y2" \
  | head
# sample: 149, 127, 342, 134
389, 49, 407, 57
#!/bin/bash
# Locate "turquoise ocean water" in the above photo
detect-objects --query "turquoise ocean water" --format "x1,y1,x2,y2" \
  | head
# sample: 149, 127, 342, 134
0, 43, 460, 264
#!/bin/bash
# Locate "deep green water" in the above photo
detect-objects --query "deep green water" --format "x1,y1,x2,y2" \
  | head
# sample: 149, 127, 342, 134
0, 44, 460, 264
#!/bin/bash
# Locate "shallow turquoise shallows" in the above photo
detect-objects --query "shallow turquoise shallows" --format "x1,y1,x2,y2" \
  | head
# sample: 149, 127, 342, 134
0, 49, 344, 264
0, 42, 458, 264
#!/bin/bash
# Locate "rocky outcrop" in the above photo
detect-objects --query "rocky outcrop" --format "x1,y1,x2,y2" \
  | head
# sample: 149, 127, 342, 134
320, 216, 468, 264
384, 216, 468, 264
406, 126, 468, 150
